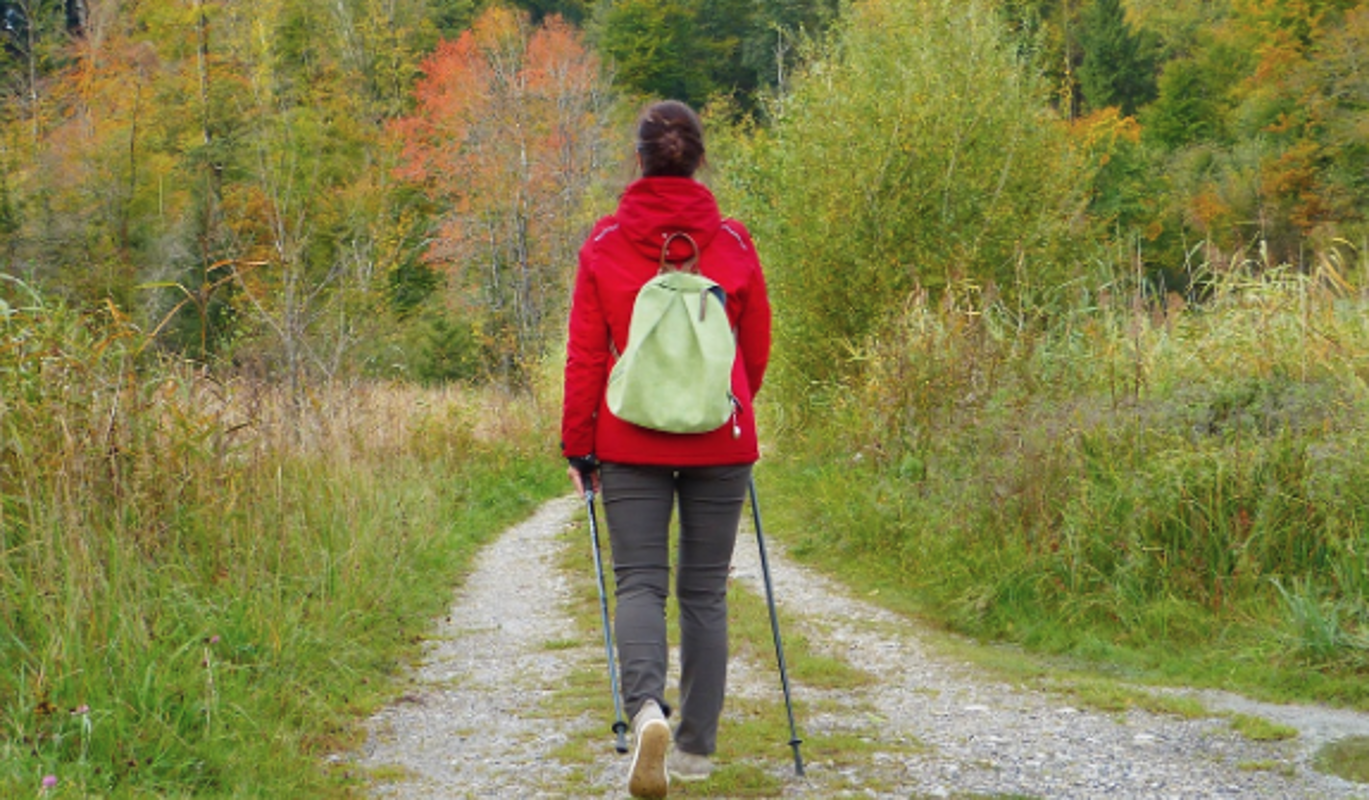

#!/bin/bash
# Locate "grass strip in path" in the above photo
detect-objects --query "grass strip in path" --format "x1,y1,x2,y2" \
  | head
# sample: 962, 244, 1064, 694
547, 505, 926, 798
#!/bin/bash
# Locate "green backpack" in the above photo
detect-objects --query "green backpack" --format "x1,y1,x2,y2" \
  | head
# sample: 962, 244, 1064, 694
607, 232, 738, 435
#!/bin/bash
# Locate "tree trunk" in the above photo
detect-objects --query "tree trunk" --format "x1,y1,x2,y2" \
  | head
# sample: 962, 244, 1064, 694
23, 0, 39, 146
65, 0, 85, 34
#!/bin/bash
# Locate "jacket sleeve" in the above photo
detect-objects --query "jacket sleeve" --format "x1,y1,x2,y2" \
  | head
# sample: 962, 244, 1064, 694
732, 223, 772, 398
561, 233, 610, 458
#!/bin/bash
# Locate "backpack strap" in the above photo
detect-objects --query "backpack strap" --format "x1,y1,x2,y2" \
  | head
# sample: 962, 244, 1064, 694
659, 232, 700, 274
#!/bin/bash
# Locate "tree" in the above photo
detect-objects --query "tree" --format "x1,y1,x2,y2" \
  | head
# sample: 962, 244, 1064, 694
393, 7, 611, 383
1234, 0, 1368, 250
595, 0, 715, 105
1307, 5, 1369, 235
1, 0, 67, 147
515, 0, 592, 25
1077, 0, 1158, 115
0, 0, 438, 375
997, 0, 1089, 118
332, 0, 440, 120
4, 1, 164, 306
593, 0, 840, 111
740, 0, 840, 93
1138, 0, 1362, 263
749, 0, 1092, 386
1142, 48, 1242, 148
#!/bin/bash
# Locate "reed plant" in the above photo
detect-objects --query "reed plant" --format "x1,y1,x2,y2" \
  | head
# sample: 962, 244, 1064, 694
0, 283, 563, 796
761, 253, 1369, 707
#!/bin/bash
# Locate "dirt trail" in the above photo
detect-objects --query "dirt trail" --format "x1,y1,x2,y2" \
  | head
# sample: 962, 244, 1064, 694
356, 495, 1369, 799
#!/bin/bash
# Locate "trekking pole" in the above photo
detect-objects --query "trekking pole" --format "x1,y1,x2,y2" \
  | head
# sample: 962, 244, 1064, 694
748, 477, 805, 776
585, 487, 630, 754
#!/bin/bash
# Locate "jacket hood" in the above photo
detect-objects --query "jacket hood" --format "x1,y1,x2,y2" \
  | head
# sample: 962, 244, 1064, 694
615, 177, 723, 264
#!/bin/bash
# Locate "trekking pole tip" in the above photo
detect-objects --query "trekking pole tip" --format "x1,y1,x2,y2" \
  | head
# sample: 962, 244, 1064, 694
613, 720, 629, 754
789, 739, 805, 776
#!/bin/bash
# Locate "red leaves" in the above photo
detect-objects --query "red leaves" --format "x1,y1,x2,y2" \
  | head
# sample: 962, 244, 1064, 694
392, 8, 605, 270
389, 7, 610, 377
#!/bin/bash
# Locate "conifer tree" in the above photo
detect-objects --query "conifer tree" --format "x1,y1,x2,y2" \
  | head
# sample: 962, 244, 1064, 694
593, 0, 838, 110
1077, 0, 1157, 115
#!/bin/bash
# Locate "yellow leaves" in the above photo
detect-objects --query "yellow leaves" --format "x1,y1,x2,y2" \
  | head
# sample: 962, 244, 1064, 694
1188, 189, 1234, 238
471, 4, 524, 55
1067, 107, 1142, 160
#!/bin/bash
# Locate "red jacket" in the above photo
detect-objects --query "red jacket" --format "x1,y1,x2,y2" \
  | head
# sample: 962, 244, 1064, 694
561, 177, 772, 466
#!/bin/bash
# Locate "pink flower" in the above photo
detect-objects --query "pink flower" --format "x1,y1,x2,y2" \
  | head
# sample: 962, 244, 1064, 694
209, 635, 220, 645
42, 774, 57, 789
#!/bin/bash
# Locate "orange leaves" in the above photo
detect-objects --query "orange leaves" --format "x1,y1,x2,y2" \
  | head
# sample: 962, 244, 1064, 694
393, 36, 485, 189
1229, 0, 1345, 115
392, 7, 605, 268
389, 7, 610, 378
1068, 106, 1142, 166
46, 26, 160, 142
1261, 139, 1334, 233
524, 15, 601, 100
1189, 189, 1233, 235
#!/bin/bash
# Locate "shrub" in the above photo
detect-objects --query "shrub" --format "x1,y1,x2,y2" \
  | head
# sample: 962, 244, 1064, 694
743, 0, 1093, 392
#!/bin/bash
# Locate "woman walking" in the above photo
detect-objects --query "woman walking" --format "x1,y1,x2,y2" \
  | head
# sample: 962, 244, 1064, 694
561, 99, 772, 798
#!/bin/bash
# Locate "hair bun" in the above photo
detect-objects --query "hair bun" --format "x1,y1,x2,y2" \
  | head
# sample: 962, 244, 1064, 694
635, 101, 705, 178
661, 131, 684, 160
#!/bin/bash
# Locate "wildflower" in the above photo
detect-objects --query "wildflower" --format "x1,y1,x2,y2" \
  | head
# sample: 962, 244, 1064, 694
72, 705, 90, 715
42, 774, 57, 789
209, 635, 220, 645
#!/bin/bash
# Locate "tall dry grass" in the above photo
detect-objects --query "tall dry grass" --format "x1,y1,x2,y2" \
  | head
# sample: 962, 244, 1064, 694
1, 285, 563, 796
764, 252, 1369, 705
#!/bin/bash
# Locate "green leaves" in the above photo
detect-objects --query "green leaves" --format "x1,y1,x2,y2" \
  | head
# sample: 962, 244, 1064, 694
595, 0, 717, 104
592, 0, 839, 109
1077, 0, 1159, 116
745, 0, 1090, 387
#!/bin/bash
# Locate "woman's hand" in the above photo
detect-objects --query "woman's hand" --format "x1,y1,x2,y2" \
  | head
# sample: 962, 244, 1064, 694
567, 455, 601, 496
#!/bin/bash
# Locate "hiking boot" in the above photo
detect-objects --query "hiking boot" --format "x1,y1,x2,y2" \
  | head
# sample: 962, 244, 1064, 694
666, 747, 713, 782
627, 700, 670, 799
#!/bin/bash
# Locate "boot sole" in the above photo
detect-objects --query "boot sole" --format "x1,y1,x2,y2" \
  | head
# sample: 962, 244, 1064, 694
667, 766, 712, 783
627, 719, 670, 798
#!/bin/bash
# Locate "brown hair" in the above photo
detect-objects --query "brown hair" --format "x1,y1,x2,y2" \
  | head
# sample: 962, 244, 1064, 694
635, 100, 705, 178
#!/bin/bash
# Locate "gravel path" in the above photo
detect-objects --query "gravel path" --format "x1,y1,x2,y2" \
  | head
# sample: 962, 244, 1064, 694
356, 495, 1369, 799
359, 496, 589, 797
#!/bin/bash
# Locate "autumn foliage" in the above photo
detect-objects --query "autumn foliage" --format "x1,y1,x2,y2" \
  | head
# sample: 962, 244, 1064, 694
392, 7, 609, 381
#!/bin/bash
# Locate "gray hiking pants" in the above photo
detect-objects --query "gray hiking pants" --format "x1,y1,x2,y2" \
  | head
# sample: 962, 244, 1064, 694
600, 461, 752, 757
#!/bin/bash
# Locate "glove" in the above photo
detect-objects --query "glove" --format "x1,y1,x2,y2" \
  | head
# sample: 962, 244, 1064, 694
567, 454, 599, 483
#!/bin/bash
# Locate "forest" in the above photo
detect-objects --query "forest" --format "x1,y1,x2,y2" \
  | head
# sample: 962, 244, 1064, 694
2, 0, 1362, 383
3, 0, 1369, 795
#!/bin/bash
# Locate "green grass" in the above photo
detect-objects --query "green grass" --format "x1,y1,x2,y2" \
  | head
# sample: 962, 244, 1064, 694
756, 272, 1369, 714
1227, 713, 1298, 742
1314, 735, 1369, 783
1237, 759, 1297, 777
0, 299, 564, 797
545, 512, 922, 797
